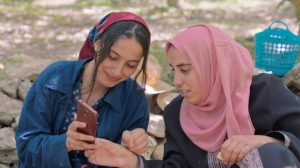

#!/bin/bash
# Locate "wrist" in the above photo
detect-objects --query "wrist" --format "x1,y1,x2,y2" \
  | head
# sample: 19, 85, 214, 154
268, 136, 284, 144
124, 153, 139, 168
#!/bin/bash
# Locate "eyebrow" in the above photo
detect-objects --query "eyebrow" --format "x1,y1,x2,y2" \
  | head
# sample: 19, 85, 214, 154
110, 50, 140, 63
169, 63, 191, 68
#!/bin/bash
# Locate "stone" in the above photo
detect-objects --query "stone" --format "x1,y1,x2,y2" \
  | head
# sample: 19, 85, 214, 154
0, 92, 23, 118
0, 78, 20, 99
11, 115, 20, 130
0, 163, 9, 168
0, 112, 14, 126
0, 150, 18, 165
282, 64, 300, 90
147, 113, 165, 138
152, 141, 165, 160
0, 127, 16, 151
141, 136, 157, 160
17, 79, 32, 101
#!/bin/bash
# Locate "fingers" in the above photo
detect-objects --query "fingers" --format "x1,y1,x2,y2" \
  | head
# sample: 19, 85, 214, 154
220, 135, 260, 164
237, 145, 252, 162
128, 136, 149, 154
122, 130, 133, 147
227, 142, 243, 164
220, 138, 235, 164
66, 120, 95, 151
84, 150, 93, 158
122, 129, 149, 154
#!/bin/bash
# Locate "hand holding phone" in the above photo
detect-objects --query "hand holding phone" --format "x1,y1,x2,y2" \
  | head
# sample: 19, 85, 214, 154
76, 99, 98, 140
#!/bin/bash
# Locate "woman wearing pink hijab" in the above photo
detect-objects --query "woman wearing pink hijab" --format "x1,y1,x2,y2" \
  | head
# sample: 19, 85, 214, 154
84, 25, 300, 168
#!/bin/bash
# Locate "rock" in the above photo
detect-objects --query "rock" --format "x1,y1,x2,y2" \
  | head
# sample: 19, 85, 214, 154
282, 64, 300, 90
0, 163, 9, 168
152, 141, 165, 160
5, 58, 52, 80
0, 78, 20, 99
141, 136, 157, 160
0, 150, 18, 165
17, 79, 32, 101
147, 113, 165, 138
11, 115, 20, 130
0, 112, 14, 126
0, 127, 16, 151
0, 92, 23, 118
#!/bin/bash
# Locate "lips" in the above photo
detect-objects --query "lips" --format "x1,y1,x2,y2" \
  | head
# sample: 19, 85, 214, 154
180, 89, 189, 97
105, 71, 121, 82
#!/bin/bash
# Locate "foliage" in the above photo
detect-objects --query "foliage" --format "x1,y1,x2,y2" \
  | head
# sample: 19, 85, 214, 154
278, 0, 300, 22
150, 43, 172, 84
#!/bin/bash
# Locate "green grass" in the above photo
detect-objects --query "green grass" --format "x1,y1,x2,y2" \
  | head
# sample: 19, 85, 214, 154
2, 53, 29, 67
0, 69, 9, 80
150, 43, 172, 84
235, 36, 254, 58
0, 0, 47, 17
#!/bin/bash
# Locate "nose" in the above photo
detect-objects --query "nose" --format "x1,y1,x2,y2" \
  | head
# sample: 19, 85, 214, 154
173, 72, 182, 88
112, 64, 124, 77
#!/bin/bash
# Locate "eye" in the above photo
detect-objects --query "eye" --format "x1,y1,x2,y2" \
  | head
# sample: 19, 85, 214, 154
108, 54, 118, 61
180, 67, 190, 74
127, 63, 137, 69
108, 51, 119, 61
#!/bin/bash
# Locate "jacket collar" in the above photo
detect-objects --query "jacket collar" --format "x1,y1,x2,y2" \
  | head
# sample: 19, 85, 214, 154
44, 59, 87, 95
44, 58, 128, 113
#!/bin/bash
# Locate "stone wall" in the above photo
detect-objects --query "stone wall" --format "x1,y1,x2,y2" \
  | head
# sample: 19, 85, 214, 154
1, 65, 300, 167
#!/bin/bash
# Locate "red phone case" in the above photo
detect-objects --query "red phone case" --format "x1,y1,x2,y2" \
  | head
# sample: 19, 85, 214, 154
76, 99, 98, 141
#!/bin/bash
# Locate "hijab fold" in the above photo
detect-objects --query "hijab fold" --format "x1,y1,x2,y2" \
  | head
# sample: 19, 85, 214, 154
166, 25, 255, 152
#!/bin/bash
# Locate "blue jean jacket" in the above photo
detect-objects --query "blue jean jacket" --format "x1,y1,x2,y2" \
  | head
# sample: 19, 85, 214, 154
16, 60, 149, 168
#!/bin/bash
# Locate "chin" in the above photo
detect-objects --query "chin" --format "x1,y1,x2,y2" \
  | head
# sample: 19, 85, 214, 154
185, 97, 201, 105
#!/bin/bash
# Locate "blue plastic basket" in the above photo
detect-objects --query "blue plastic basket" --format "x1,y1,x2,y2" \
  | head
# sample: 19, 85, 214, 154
254, 20, 300, 76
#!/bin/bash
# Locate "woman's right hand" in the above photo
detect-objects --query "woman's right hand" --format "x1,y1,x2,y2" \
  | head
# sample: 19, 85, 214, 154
66, 119, 96, 152
84, 138, 139, 168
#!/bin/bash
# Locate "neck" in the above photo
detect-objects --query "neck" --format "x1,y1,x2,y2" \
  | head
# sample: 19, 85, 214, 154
81, 60, 108, 104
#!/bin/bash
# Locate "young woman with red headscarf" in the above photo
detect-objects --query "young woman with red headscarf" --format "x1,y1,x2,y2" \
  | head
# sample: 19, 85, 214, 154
16, 12, 151, 168
84, 24, 300, 168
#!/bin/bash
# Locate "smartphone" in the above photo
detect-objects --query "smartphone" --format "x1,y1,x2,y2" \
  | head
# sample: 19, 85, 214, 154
76, 99, 98, 142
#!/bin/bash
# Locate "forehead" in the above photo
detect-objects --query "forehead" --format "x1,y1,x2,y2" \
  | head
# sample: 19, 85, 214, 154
111, 38, 143, 60
167, 46, 190, 66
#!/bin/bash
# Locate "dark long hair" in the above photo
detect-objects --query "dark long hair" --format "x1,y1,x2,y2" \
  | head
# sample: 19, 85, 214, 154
87, 21, 150, 98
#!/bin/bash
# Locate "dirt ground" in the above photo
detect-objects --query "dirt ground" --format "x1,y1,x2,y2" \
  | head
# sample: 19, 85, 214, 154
0, 0, 298, 80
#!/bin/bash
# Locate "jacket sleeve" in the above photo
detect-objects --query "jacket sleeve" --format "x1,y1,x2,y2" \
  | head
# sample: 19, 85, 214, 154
15, 77, 71, 168
263, 75, 300, 161
124, 84, 149, 131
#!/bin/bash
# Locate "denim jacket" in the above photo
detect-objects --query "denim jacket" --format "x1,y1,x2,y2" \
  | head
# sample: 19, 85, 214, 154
16, 60, 149, 168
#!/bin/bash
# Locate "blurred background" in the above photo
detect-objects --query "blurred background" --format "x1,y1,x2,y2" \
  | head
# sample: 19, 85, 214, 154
0, 0, 299, 83
0, 0, 300, 167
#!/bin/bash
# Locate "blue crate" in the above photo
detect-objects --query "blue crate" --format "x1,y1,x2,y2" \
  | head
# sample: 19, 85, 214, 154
254, 20, 300, 76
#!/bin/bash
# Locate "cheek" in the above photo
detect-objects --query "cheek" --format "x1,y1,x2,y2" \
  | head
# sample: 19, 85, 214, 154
123, 67, 139, 77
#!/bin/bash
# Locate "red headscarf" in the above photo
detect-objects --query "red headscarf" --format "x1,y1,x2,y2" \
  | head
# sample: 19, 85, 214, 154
79, 12, 150, 60
165, 25, 255, 152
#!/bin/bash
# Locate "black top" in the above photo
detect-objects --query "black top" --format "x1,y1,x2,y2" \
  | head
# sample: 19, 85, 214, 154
144, 73, 300, 168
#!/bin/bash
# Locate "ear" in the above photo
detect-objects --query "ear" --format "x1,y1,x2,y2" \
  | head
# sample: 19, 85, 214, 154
93, 40, 101, 52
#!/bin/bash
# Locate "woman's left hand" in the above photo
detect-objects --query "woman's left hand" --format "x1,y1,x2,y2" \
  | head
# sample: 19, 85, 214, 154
121, 128, 149, 154
84, 138, 139, 168
219, 135, 283, 164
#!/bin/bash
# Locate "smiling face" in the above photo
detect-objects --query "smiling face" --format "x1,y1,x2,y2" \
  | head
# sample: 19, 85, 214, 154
96, 37, 143, 88
167, 46, 203, 104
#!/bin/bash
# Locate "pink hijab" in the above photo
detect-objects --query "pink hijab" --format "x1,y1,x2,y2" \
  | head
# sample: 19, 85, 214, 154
166, 25, 255, 152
